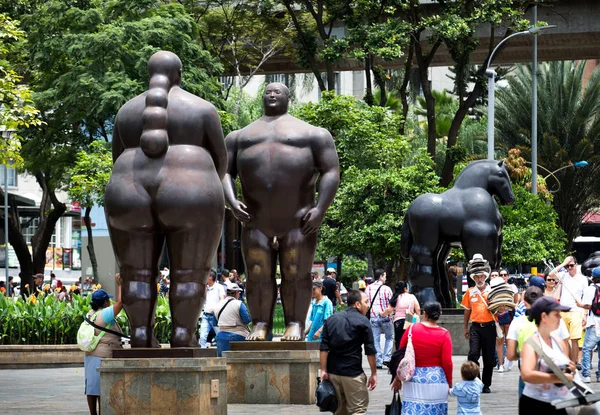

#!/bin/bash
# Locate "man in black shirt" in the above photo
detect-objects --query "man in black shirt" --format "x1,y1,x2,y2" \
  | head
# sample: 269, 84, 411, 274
320, 290, 377, 414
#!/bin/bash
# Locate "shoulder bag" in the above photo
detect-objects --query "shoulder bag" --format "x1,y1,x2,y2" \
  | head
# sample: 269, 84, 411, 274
397, 322, 416, 382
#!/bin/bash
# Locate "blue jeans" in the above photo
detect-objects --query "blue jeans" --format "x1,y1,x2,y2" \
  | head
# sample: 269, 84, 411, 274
370, 316, 393, 366
199, 313, 219, 348
582, 327, 600, 378
216, 332, 245, 357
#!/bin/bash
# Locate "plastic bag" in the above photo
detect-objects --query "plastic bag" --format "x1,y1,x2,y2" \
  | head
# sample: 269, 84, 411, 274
385, 392, 402, 415
316, 377, 338, 413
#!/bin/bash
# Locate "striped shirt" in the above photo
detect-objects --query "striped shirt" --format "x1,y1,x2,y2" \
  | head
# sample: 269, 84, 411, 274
365, 281, 393, 318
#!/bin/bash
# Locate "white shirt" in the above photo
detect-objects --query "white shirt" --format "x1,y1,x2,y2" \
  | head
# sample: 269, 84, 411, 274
557, 270, 588, 312
204, 283, 225, 314
582, 283, 600, 334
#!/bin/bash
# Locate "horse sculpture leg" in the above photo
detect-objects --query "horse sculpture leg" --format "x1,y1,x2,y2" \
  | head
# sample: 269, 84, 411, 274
435, 243, 454, 308
462, 222, 500, 278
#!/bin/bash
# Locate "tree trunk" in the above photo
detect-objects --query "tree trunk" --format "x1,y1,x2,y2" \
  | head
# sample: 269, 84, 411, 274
326, 64, 335, 92
364, 56, 374, 106
372, 62, 387, 107
399, 41, 414, 135
414, 40, 437, 159
0, 185, 33, 293
31, 173, 67, 274
84, 206, 99, 282
440, 84, 482, 187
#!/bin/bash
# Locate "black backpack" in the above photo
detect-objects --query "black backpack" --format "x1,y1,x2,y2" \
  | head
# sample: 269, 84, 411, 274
591, 285, 600, 317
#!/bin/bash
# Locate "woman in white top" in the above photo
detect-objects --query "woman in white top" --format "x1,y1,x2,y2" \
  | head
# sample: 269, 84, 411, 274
520, 296, 575, 414
385, 281, 421, 350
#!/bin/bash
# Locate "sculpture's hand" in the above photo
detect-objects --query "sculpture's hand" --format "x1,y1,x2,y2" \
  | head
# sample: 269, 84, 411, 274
230, 200, 251, 223
301, 207, 324, 235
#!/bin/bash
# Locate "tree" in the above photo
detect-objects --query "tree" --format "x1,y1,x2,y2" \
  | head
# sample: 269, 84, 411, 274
66, 141, 112, 282
496, 61, 600, 247
293, 92, 440, 281
187, 0, 294, 109
7, 0, 222, 289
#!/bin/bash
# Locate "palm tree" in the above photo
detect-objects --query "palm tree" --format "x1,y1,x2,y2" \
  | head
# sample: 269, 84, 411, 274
495, 61, 600, 247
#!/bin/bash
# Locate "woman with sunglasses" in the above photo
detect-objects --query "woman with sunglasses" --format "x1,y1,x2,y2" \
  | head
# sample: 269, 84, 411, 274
495, 269, 519, 372
544, 274, 561, 301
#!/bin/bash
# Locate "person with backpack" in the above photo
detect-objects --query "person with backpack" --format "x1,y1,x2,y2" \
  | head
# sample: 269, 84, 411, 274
581, 266, 600, 382
84, 274, 123, 415
214, 283, 251, 356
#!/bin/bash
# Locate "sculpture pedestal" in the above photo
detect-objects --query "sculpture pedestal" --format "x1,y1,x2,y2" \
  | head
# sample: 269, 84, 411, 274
224, 342, 320, 404
99, 357, 227, 414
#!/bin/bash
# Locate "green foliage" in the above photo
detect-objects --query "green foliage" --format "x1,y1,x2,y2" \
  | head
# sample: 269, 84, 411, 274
339, 256, 368, 287
0, 13, 42, 165
496, 61, 600, 243
67, 141, 112, 208
499, 186, 567, 266
293, 91, 407, 170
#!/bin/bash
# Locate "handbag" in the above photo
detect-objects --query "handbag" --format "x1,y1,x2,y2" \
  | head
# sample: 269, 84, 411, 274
315, 377, 338, 412
385, 391, 402, 415
397, 323, 416, 382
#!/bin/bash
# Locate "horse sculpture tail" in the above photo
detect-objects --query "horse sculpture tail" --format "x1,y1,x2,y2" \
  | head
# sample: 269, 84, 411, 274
400, 213, 412, 260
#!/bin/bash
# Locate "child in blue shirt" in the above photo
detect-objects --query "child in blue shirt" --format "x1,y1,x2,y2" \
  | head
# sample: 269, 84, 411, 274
449, 361, 484, 415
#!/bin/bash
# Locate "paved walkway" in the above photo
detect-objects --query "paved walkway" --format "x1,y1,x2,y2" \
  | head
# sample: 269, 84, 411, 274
2, 356, 600, 414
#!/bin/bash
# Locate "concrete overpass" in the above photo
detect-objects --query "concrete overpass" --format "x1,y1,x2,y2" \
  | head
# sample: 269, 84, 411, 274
258, 0, 600, 74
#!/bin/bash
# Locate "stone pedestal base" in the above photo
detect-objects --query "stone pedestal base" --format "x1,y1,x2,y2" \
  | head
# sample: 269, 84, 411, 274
224, 348, 319, 404
99, 357, 227, 415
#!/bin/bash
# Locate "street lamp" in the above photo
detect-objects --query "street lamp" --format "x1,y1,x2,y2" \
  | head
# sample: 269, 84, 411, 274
525, 160, 588, 193
486, 24, 556, 161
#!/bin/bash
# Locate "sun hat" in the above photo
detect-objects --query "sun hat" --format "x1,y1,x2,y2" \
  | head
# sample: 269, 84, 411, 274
226, 283, 243, 292
326, 267, 337, 274
312, 279, 324, 288
467, 254, 491, 279
358, 280, 367, 289
528, 276, 546, 289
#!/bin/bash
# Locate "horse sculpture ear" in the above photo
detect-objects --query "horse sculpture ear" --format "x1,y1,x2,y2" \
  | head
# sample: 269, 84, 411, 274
498, 160, 504, 167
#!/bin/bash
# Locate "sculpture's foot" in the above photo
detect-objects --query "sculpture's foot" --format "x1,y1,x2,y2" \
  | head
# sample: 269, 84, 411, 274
281, 322, 302, 341
130, 326, 160, 348
246, 322, 269, 341
171, 326, 200, 348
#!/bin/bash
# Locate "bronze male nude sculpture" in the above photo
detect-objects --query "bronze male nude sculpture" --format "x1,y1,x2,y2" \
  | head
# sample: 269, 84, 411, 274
104, 51, 227, 348
223, 83, 340, 341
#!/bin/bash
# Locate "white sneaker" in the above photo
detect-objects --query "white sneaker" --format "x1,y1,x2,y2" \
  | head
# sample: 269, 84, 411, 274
583, 376, 591, 383
506, 361, 513, 371
498, 365, 505, 373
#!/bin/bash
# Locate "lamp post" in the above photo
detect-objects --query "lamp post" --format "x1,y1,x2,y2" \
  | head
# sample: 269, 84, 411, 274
2, 130, 15, 290
486, 24, 556, 161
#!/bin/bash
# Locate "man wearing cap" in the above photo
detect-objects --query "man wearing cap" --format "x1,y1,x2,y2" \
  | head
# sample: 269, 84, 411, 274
214, 283, 251, 356
323, 268, 344, 307
305, 279, 333, 341
84, 275, 123, 415
32, 273, 44, 294
461, 254, 496, 393
549, 255, 588, 363
581, 267, 600, 382
199, 269, 225, 348
506, 287, 570, 396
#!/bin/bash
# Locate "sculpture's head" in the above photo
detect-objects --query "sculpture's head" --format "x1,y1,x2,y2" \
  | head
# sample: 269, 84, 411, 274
488, 160, 515, 205
263, 82, 290, 116
147, 51, 182, 86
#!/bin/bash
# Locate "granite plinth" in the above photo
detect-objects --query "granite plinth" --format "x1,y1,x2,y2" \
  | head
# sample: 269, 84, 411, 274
113, 348, 217, 359
229, 341, 320, 351
99, 357, 227, 415
224, 349, 319, 405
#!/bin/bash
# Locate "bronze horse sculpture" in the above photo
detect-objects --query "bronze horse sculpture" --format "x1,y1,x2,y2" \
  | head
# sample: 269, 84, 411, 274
401, 160, 515, 307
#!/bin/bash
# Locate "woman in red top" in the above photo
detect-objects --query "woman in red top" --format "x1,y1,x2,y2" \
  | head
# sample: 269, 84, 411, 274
392, 301, 453, 415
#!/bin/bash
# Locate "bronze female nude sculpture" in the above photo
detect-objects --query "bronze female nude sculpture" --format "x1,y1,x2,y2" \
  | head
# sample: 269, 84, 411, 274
223, 83, 340, 341
104, 51, 227, 348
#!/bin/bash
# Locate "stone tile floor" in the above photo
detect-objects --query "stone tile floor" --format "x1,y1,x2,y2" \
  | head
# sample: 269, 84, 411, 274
2, 355, 600, 414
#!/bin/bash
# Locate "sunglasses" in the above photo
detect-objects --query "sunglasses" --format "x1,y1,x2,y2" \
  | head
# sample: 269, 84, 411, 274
500, 273, 508, 277
567, 264, 577, 268
546, 278, 557, 282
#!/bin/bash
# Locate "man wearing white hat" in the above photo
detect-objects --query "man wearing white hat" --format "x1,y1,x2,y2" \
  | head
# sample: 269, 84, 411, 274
323, 268, 344, 307
460, 254, 496, 393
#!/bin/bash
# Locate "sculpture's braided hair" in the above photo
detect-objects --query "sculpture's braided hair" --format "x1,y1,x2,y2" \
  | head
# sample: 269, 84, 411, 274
140, 51, 182, 158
